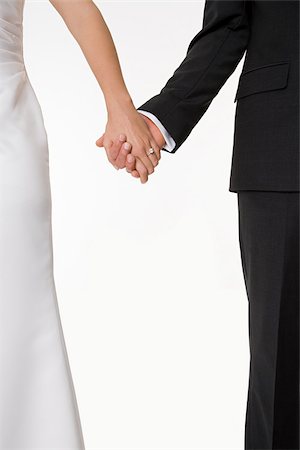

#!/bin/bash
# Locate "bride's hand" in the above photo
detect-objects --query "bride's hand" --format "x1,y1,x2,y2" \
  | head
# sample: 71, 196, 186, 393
96, 100, 161, 176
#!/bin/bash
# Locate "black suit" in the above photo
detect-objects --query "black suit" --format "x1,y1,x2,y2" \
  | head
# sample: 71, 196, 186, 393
138, 2, 300, 448
139, 0, 299, 192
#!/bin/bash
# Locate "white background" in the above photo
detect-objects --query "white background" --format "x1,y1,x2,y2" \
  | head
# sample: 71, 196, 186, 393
24, 1, 249, 449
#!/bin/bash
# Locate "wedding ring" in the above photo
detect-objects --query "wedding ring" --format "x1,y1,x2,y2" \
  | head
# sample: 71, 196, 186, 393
147, 148, 155, 156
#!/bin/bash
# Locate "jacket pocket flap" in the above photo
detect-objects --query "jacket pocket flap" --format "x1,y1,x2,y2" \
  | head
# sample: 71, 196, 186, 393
234, 61, 290, 102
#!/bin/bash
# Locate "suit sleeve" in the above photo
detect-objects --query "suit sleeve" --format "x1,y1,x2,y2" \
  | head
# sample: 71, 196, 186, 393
138, 0, 251, 153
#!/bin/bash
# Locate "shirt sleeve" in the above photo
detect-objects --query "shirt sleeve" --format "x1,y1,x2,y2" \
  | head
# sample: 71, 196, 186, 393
138, 110, 176, 153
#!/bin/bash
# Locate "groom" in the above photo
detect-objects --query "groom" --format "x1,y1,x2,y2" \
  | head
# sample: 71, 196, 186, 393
97, 1, 299, 449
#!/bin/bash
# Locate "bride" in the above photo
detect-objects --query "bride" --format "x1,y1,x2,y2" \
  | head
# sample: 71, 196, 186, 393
0, 0, 159, 447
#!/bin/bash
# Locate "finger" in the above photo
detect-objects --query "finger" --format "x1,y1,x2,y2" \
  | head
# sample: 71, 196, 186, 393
95, 135, 118, 168
147, 143, 160, 167
103, 140, 121, 168
138, 153, 155, 175
114, 141, 132, 169
96, 134, 105, 147
109, 134, 128, 161
136, 143, 156, 174
151, 140, 162, 161
136, 159, 148, 184
131, 170, 140, 179
126, 153, 136, 173
103, 147, 119, 170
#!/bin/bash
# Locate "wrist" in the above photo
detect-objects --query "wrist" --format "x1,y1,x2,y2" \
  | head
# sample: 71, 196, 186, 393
105, 92, 134, 115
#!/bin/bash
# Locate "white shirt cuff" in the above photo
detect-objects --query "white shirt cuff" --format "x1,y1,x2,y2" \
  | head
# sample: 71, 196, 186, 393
138, 110, 176, 152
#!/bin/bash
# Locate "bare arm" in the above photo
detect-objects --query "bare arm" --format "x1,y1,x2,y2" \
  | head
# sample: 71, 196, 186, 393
49, 0, 129, 109
49, 0, 162, 182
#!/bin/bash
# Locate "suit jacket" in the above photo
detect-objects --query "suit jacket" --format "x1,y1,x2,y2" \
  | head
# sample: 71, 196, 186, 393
138, 0, 299, 192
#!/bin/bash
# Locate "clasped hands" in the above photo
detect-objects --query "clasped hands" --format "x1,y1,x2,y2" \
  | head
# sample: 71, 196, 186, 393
95, 105, 166, 184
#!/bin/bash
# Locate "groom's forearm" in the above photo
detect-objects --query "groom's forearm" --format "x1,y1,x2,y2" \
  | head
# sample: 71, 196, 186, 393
138, 0, 251, 153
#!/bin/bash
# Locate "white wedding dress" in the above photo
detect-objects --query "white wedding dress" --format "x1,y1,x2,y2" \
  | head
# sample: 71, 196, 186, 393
0, 0, 85, 448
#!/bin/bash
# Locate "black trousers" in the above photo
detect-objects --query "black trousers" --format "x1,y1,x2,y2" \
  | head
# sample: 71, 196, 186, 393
237, 192, 299, 450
